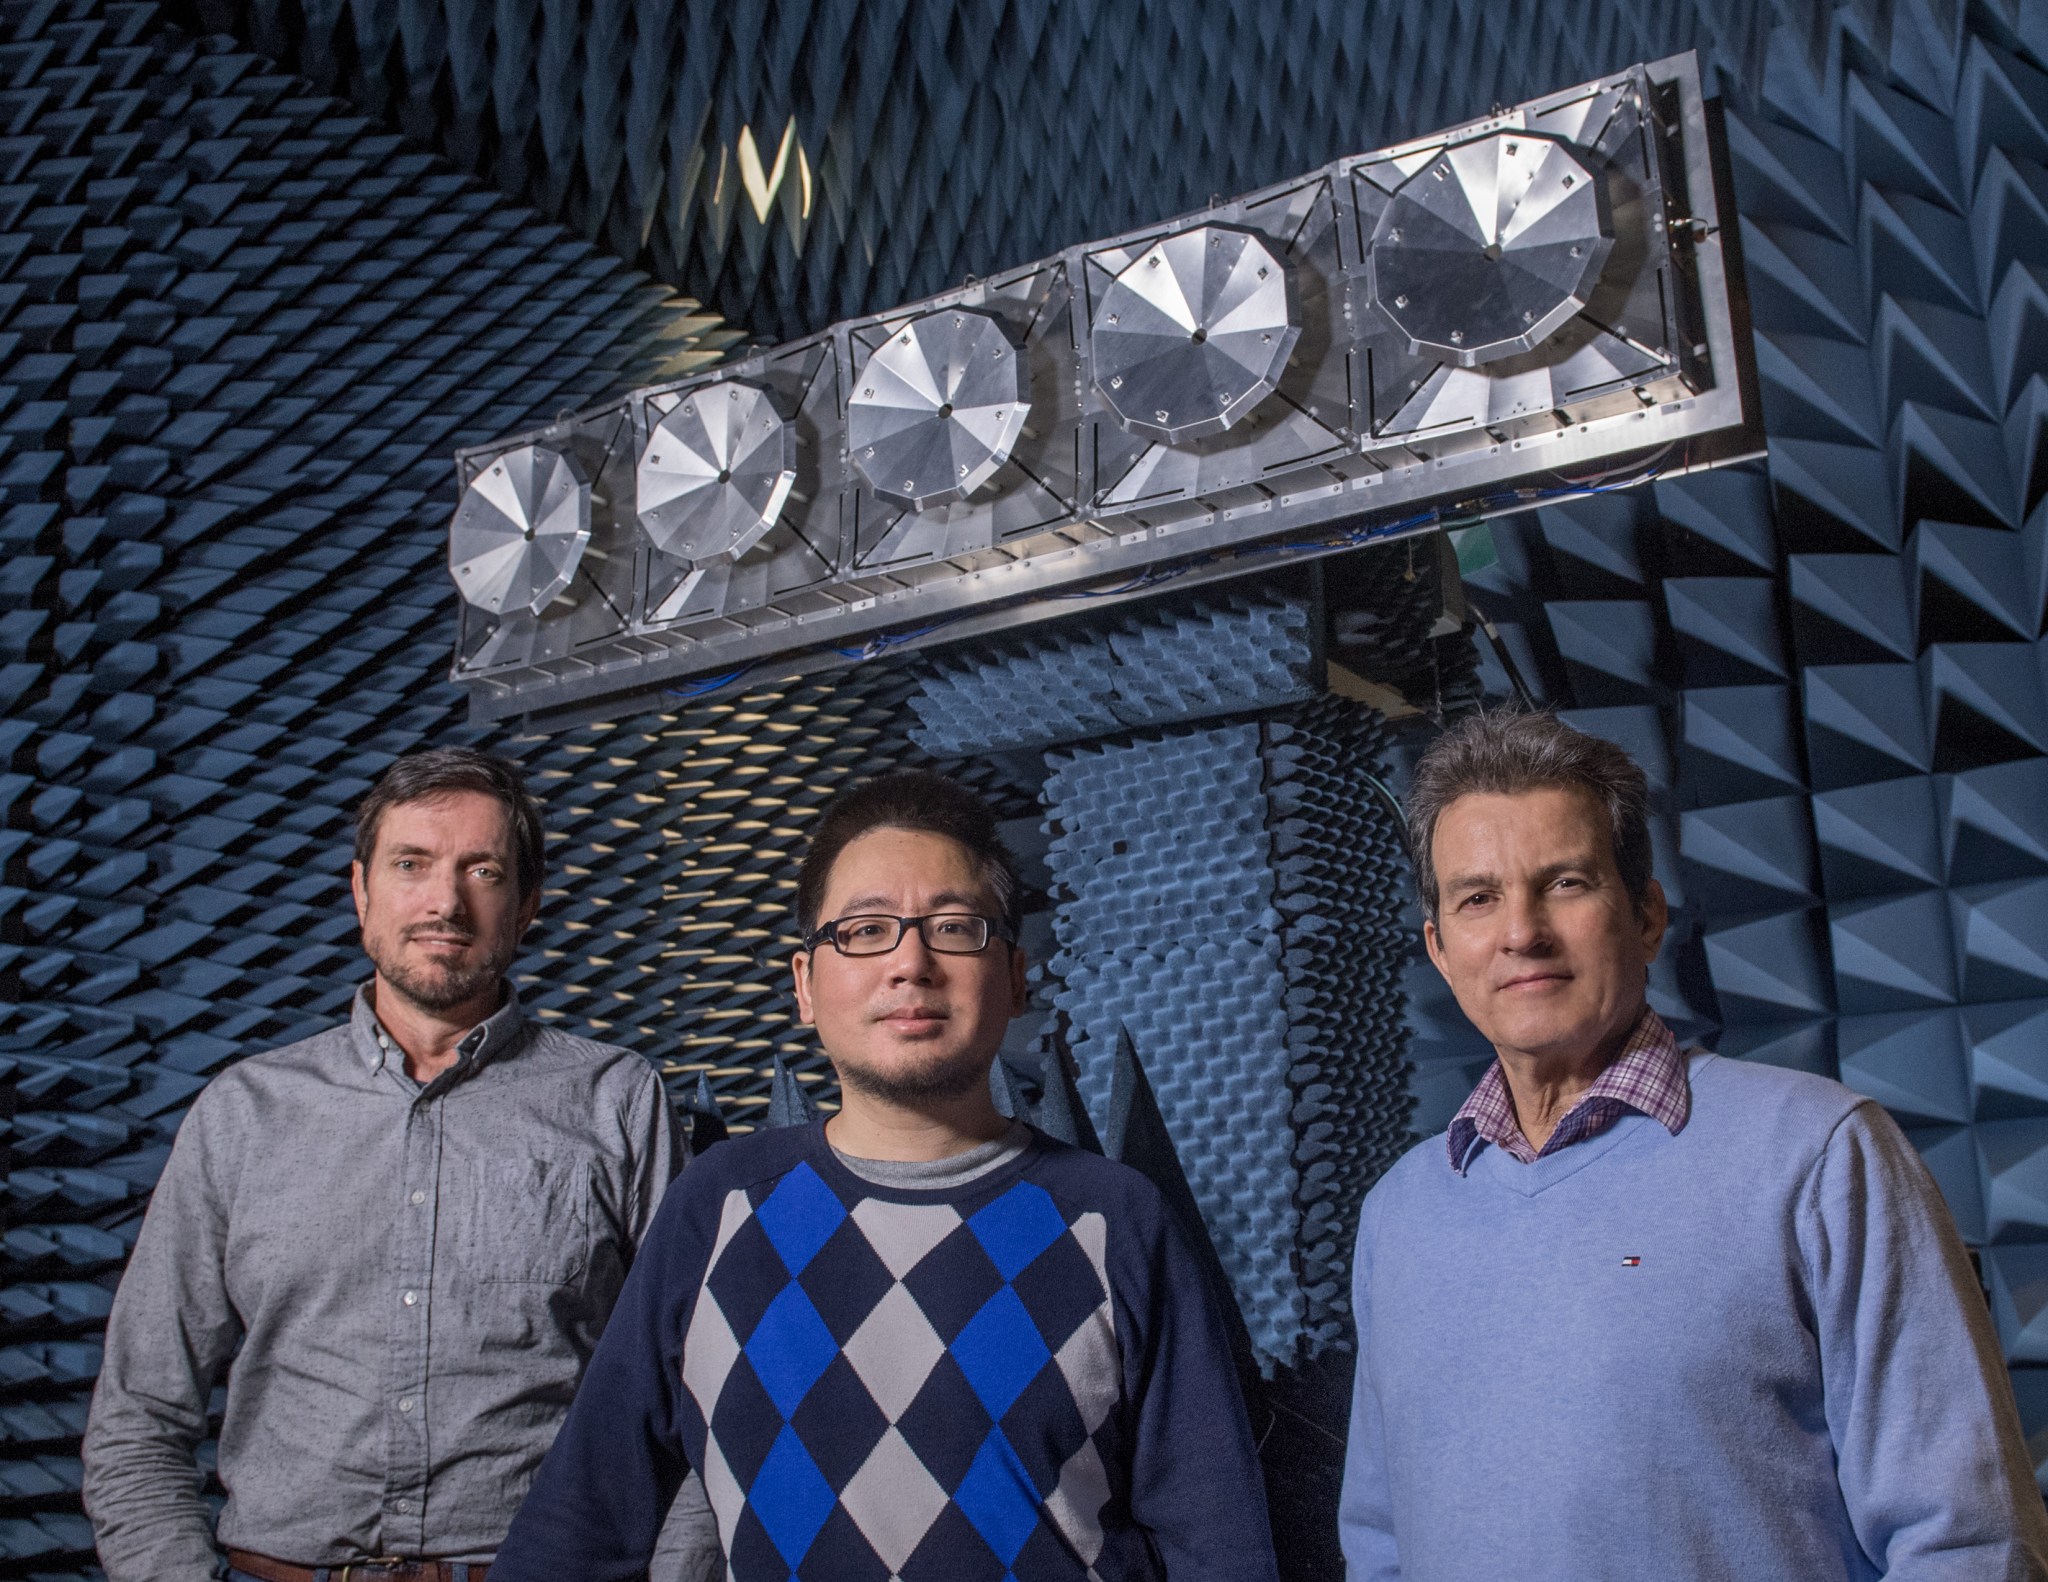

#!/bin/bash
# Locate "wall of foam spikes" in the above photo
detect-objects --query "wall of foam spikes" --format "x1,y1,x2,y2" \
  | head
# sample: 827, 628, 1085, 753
168, 0, 1929, 343
904, 578, 1427, 1372
0, 2, 1041, 1570
899, 571, 1443, 1582
1430, 0, 2048, 1491
13, 0, 2048, 1576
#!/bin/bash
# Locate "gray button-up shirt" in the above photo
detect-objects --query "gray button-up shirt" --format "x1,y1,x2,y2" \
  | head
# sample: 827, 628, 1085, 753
82, 986, 681, 1580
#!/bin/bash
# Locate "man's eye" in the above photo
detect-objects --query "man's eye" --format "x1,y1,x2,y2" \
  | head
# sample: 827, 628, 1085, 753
930, 916, 976, 937
844, 920, 888, 939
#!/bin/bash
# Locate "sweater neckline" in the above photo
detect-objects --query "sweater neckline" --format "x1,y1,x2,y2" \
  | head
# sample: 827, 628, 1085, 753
1456, 1051, 1722, 1197
1462, 1106, 1654, 1196
797, 1119, 1042, 1205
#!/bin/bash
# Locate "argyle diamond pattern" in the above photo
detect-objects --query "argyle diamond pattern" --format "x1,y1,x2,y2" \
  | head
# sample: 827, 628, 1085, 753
680, 1162, 1121, 1579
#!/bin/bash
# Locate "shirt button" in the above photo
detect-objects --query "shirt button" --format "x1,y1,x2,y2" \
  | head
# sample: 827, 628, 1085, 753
402, 1290, 418, 1306
395, 1498, 412, 1514
398, 1397, 415, 1413
410, 1190, 426, 1205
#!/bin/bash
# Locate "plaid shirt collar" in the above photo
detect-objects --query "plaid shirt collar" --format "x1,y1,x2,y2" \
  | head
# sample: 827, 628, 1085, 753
1446, 1007, 1690, 1175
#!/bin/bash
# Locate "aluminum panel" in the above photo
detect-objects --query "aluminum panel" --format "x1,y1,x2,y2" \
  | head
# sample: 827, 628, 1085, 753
451, 53, 1756, 723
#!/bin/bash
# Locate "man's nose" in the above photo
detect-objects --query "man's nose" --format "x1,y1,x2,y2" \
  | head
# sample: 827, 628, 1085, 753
423, 865, 471, 923
1500, 890, 1549, 950
884, 925, 941, 980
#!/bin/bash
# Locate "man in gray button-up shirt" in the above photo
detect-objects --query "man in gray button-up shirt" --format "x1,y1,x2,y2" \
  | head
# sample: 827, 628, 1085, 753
81, 747, 709, 1580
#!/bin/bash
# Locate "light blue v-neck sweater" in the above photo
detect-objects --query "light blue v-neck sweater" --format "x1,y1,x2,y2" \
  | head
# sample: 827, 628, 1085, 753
1341, 1052, 2048, 1582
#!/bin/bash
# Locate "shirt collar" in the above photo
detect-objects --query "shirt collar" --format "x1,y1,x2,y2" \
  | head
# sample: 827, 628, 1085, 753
1445, 1006, 1690, 1175
348, 982, 527, 1078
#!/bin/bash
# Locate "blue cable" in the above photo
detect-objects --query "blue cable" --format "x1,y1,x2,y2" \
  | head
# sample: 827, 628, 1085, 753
664, 665, 757, 700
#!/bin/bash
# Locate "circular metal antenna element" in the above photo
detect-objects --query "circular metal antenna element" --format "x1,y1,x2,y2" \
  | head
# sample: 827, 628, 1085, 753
847, 310, 1029, 512
638, 383, 795, 562
1090, 225, 1298, 446
1369, 133, 1612, 368
450, 444, 591, 616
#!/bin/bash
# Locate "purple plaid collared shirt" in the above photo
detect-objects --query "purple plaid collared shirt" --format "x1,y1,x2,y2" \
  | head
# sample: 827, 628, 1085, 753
1446, 1007, 1691, 1174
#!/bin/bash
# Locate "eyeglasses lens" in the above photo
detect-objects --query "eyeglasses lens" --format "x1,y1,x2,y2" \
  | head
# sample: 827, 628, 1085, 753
832, 914, 991, 955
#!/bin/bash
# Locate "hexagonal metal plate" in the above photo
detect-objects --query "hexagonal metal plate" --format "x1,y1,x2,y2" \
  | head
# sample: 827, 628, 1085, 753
1090, 225, 1298, 445
638, 382, 796, 562
450, 444, 591, 616
1369, 133, 1612, 368
848, 310, 1029, 511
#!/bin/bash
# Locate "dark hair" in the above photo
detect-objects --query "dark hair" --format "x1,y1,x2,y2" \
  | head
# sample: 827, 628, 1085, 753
353, 747, 546, 900
1407, 708, 1652, 923
795, 769, 1021, 939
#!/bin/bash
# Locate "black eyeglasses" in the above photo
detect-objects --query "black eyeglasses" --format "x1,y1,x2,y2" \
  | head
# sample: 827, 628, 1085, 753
804, 912, 1012, 957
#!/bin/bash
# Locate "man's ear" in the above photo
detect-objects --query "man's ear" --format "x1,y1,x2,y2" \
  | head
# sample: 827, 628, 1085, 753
351, 861, 369, 926
1423, 917, 1451, 985
1007, 943, 1029, 1016
1637, 876, 1670, 966
791, 949, 816, 1027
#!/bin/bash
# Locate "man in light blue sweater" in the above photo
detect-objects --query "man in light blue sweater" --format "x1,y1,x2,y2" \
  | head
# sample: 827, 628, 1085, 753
1341, 709, 2048, 1581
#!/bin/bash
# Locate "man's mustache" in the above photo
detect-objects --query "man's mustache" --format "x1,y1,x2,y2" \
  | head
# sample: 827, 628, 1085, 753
403, 921, 476, 944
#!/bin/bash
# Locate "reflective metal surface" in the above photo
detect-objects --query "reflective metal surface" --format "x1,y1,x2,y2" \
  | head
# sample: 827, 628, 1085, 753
847, 309, 1029, 510
1369, 132, 1611, 367
450, 444, 591, 616
637, 382, 795, 561
1091, 225, 1298, 444
453, 54, 1755, 723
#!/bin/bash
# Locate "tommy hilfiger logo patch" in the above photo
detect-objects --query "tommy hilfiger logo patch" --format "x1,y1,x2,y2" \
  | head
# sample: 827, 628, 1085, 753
1621, 1256, 1641, 1267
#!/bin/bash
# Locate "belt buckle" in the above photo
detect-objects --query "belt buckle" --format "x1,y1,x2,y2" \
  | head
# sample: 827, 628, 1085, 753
339, 1559, 410, 1581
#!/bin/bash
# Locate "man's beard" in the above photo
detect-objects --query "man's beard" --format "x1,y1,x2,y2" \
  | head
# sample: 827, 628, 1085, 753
834, 1043, 992, 1107
367, 925, 511, 1015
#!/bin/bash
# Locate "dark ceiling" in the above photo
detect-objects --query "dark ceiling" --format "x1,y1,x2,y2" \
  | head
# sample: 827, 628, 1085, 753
157, 0, 1911, 342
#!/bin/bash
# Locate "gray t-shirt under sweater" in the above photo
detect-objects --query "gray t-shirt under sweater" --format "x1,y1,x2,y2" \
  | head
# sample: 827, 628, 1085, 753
830, 1120, 1034, 1189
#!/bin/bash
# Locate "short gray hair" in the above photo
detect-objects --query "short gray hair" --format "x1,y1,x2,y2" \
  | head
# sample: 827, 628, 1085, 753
1407, 708, 1652, 923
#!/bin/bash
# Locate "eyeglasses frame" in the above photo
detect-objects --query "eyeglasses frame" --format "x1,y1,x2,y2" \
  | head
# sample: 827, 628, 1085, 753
802, 911, 1016, 957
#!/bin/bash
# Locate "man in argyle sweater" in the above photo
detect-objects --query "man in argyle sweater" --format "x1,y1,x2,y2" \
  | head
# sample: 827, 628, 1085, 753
496, 770, 1278, 1582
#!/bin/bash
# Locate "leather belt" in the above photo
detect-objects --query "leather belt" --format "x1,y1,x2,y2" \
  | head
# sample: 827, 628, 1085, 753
227, 1550, 490, 1582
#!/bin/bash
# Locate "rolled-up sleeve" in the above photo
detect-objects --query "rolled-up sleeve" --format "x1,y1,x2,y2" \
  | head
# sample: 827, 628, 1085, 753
82, 1092, 243, 1582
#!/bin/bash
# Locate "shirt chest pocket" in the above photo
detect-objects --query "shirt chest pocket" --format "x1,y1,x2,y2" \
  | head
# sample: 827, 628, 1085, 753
449, 1155, 597, 1286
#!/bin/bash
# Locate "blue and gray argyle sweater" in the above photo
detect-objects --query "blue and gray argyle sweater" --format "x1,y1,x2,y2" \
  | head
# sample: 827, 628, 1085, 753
497, 1122, 1277, 1582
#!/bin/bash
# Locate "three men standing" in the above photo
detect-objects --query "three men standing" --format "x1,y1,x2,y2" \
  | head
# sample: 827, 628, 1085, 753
80, 717, 2048, 1580
82, 749, 698, 1580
